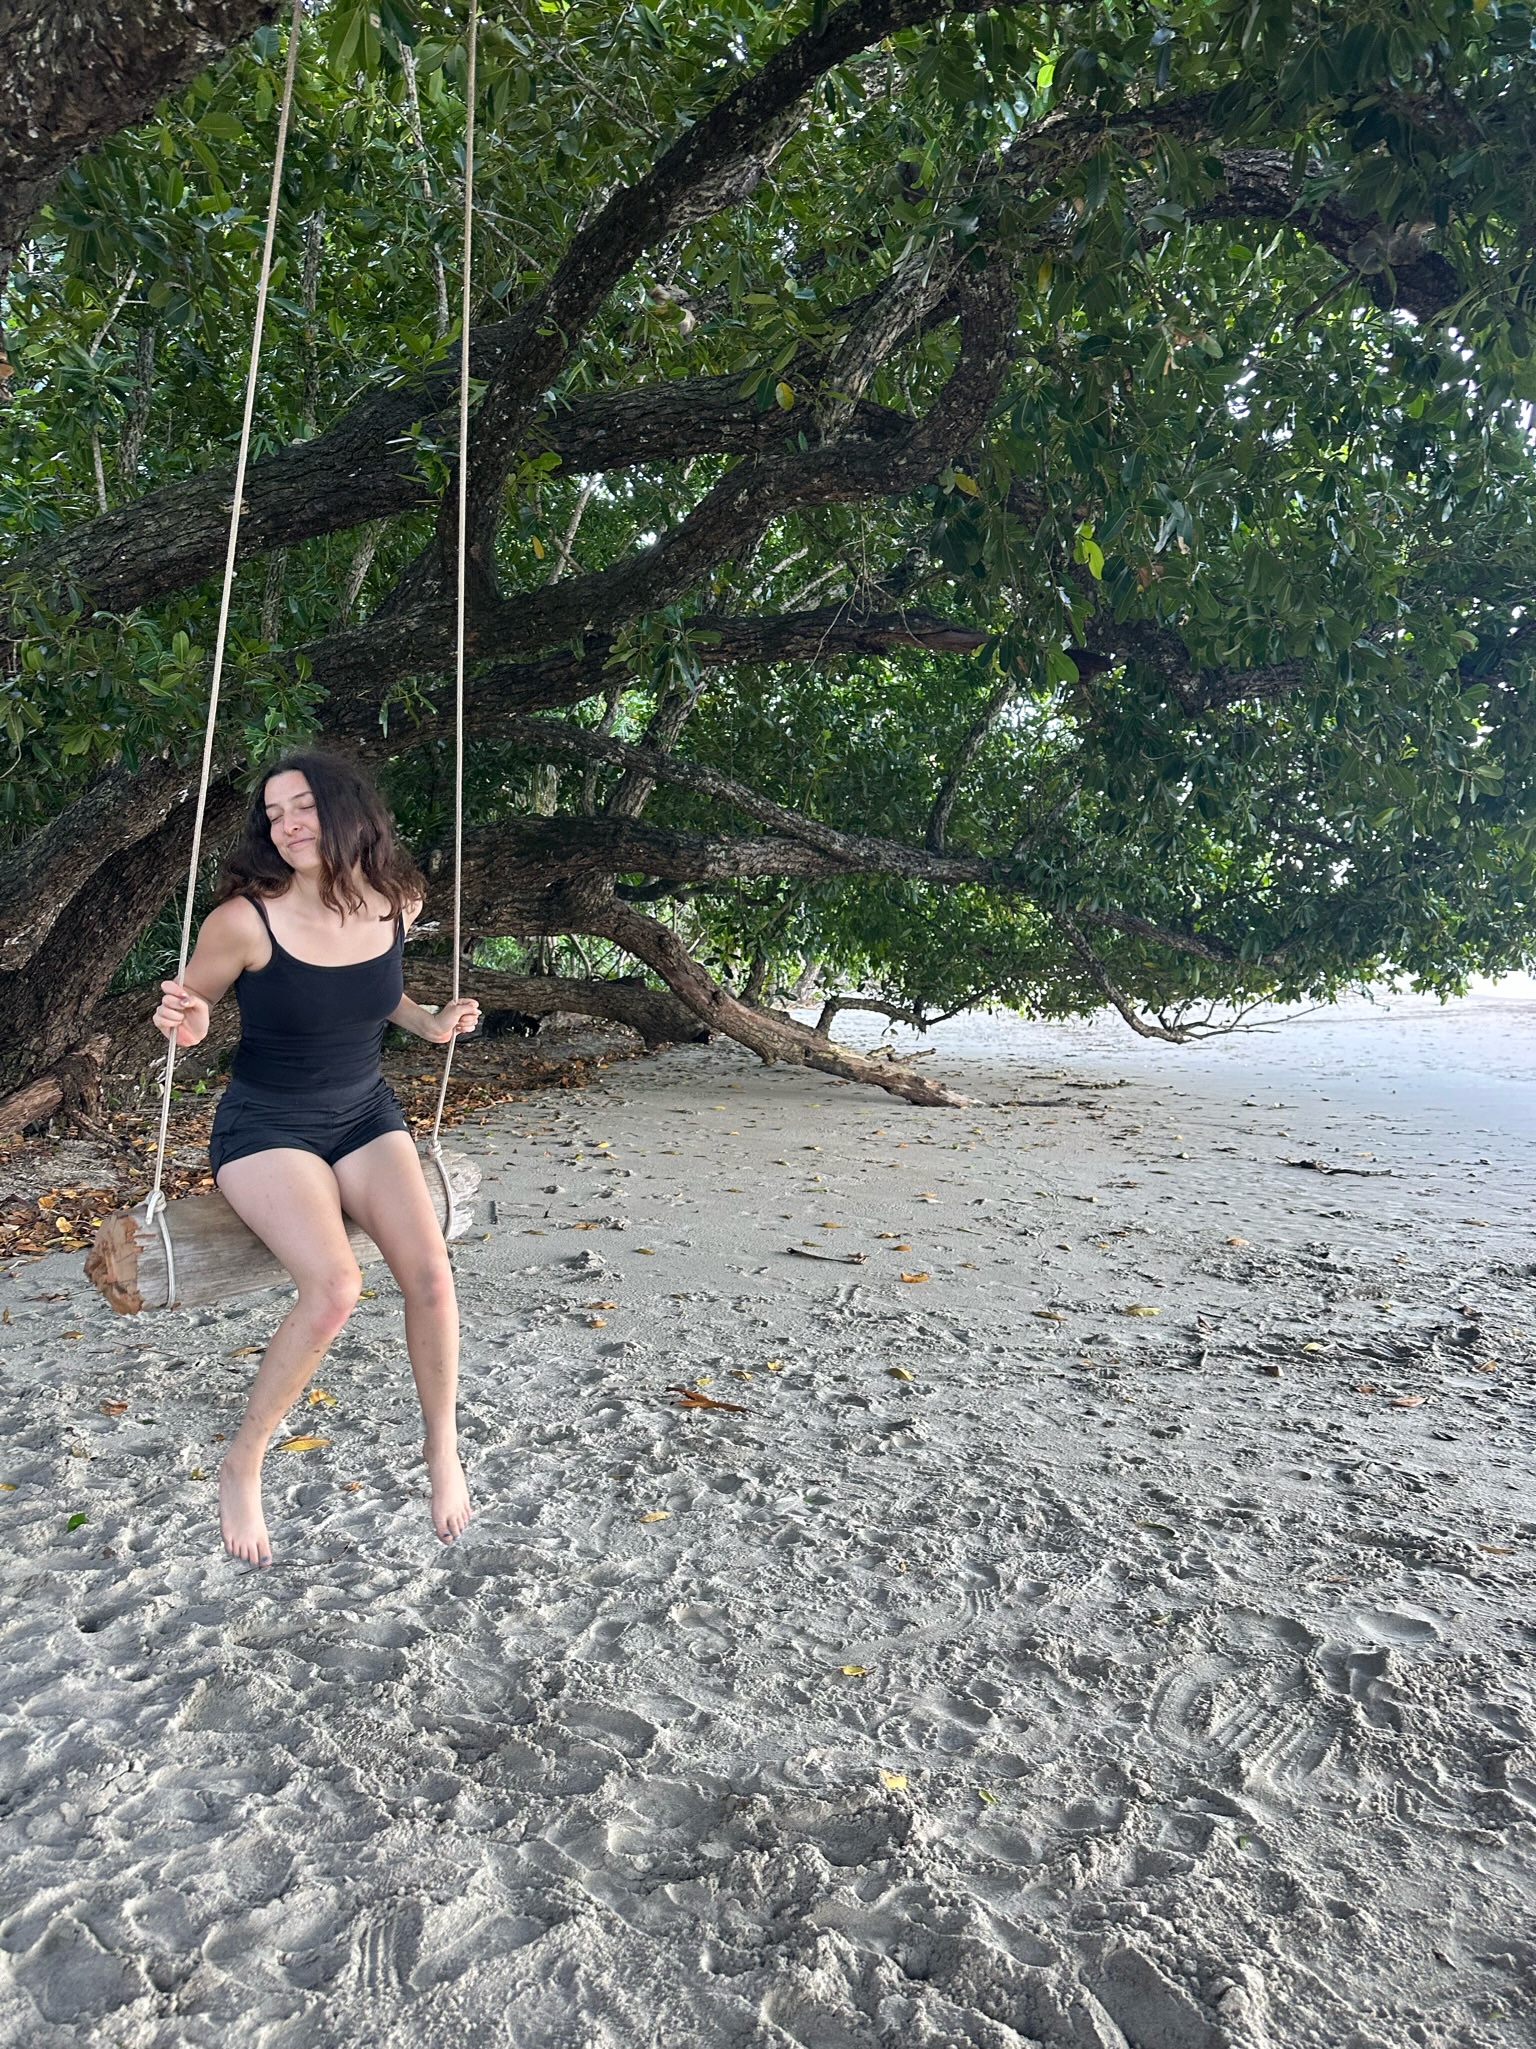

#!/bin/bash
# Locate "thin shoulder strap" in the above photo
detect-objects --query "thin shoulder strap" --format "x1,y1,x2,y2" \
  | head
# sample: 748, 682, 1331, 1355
246, 892, 273, 933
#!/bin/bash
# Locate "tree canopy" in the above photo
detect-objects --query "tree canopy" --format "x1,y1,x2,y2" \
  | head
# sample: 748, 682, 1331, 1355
3, 0, 1535, 1112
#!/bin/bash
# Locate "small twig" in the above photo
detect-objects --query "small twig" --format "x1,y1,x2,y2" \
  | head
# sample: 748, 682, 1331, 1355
548, 475, 598, 585
1281, 1157, 1393, 1178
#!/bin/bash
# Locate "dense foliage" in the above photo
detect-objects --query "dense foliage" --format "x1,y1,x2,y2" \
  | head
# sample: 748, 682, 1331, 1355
4, 0, 1536, 1095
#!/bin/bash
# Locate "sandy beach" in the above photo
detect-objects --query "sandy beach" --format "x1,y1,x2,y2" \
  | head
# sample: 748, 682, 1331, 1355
1, 992, 1532, 2048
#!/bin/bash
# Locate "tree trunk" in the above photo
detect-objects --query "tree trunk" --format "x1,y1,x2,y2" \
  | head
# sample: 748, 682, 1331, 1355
0, 779, 246, 1098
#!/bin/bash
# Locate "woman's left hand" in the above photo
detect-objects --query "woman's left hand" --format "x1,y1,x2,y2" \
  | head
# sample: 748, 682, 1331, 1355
433, 997, 481, 1043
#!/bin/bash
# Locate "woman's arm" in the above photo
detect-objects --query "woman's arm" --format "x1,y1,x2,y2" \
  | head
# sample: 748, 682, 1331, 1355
389, 993, 481, 1044
392, 897, 479, 1042
152, 898, 263, 1046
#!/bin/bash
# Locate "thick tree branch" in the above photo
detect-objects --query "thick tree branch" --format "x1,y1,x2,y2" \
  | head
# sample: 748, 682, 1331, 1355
1198, 150, 1462, 321
591, 898, 969, 1107
0, 1, 277, 294
13, 368, 910, 613
0, 752, 238, 963
467, 720, 1284, 970
295, 260, 1016, 716
458, 0, 979, 551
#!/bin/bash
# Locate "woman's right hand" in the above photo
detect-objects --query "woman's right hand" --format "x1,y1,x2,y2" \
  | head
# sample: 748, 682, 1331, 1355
154, 979, 210, 1047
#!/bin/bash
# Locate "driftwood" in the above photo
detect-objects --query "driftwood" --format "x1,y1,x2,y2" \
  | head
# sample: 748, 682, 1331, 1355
84, 1146, 479, 1314
0, 1034, 111, 1136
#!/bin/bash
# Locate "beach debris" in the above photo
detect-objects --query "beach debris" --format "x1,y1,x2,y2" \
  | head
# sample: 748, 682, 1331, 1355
880, 1770, 909, 1791
839, 1664, 867, 1677
899, 1271, 930, 1283
99, 1400, 127, 1416
307, 1388, 337, 1406
787, 1246, 868, 1265
1227, 1236, 1249, 1247
765, 1360, 784, 1372
1390, 1394, 1426, 1409
1121, 1304, 1161, 1317
977, 1787, 1000, 1805
639, 1510, 670, 1523
67, 1513, 88, 1530
1281, 1158, 1392, 1177
668, 1384, 748, 1414
1478, 1544, 1514, 1555
1033, 1309, 1067, 1322
587, 1300, 618, 1309
277, 1434, 330, 1452
888, 1366, 916, 1380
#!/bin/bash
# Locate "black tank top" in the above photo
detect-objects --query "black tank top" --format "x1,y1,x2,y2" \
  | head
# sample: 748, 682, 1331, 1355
229, 894, 405, 1099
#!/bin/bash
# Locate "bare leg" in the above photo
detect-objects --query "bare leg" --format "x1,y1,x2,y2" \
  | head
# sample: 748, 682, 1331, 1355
334, 1131, 471, 1541
214, 1149, 362, 1565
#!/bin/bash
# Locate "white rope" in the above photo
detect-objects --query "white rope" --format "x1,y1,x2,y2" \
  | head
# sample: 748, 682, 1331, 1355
144, 0, 305, 1299
428, 0, 478, 1243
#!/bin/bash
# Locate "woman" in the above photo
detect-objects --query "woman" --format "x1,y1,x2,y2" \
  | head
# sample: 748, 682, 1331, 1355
153, 751, 480, 1568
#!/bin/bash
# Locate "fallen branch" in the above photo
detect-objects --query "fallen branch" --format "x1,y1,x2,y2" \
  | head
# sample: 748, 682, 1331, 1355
0, 1034, 111, 1137
593, 899, 970, 1107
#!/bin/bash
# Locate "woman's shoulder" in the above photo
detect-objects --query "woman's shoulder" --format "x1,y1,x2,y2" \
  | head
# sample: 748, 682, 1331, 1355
203, 893, 272, 957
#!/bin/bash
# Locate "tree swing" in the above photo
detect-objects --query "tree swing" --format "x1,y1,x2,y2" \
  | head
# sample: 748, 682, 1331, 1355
86, 0, 482, 1315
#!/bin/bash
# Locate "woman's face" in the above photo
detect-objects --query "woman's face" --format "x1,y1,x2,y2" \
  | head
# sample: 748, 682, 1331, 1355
263, 771, 321, 874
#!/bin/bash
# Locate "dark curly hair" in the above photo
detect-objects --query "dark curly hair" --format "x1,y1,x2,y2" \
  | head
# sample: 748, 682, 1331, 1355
218, 750, 424, 922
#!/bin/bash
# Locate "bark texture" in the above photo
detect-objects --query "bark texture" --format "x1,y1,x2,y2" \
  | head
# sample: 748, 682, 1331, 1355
0, 0, 277, 292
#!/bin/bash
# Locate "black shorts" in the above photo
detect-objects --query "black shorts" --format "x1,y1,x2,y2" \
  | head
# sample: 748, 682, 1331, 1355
209, 1078, 409, 1180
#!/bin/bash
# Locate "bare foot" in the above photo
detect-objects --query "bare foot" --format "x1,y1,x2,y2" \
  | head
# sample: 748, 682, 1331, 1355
219, 1456, 272, 1566
424, 1440, 472, 1542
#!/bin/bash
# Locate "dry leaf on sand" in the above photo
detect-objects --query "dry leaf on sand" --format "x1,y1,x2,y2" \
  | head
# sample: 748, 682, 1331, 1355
277, 1435, 330, 1452
668, 1385, 749, 1414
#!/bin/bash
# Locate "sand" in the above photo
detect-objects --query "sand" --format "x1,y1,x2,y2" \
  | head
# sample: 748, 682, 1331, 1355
0, 991, 1532, 2048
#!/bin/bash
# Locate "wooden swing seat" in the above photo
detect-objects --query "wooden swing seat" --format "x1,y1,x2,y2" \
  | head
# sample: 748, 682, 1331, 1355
84, 1146, 480, 1314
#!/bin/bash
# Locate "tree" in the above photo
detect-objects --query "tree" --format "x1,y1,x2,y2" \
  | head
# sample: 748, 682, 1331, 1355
3, 0, 1536, 1121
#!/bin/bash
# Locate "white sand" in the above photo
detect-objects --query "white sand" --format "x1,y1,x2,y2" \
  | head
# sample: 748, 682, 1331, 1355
1, 992, 1533, 2048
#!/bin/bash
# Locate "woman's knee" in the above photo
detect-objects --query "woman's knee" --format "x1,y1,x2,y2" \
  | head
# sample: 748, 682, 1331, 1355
401, 1256, 455, 1315
298, 1264, 363, 1332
